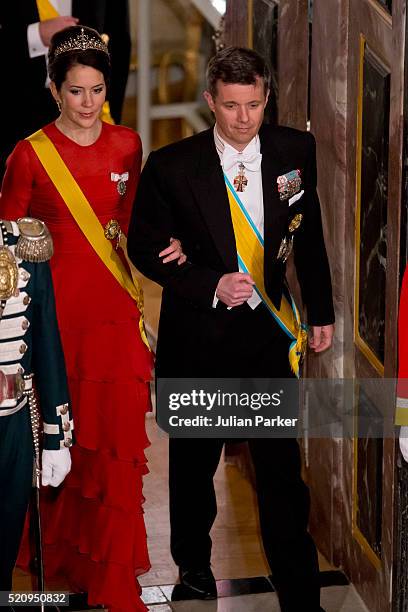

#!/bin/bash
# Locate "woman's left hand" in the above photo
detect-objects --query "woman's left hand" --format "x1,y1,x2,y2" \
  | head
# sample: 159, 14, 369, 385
159, 237, 187, 265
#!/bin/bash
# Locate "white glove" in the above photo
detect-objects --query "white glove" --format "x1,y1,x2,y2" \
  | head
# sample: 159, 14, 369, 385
41, 448, 72, 487
400, 426, 408, 462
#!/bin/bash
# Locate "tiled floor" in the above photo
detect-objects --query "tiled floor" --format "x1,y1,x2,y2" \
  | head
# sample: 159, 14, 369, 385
141, 585, 369, 611
139, 416, 369, 611
13, 413, 370, 612
12, 286, 368, 611
141, 416, 333, 587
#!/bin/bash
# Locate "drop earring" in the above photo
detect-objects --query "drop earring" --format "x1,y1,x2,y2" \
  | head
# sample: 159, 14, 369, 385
56, 99, 62, 112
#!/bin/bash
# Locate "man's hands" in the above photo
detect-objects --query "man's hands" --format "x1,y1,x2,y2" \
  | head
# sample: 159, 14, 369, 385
216, 272, 254, 307
215, 275, 334, 352
309, 324, 334, 353
159, 237, 187, 265
42, 448, 72, 487
39, 17, 79, 47
158, 256, 333, 351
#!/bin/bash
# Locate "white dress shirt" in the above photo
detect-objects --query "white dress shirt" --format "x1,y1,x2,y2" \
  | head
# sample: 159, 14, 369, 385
213, 125, 263, 309
27, 0, 72, 59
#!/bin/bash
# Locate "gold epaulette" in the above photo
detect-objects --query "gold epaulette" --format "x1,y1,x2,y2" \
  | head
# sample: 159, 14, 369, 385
15, 218, 54, 262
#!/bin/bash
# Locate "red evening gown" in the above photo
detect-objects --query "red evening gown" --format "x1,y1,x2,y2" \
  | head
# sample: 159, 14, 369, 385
0, 122, 153, 612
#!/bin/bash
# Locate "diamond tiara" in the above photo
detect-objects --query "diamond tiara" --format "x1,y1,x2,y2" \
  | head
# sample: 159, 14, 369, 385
53, 27, 109, 58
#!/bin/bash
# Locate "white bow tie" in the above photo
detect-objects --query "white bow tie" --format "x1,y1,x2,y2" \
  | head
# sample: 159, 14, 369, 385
222, 149, 262, 173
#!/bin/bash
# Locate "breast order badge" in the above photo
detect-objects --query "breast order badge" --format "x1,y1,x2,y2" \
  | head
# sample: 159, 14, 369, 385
289, 213, 303, 232
110, 172, 129, 196
277, 213, 304, 262
277, 169, 302, 201
277, 236, 293, 262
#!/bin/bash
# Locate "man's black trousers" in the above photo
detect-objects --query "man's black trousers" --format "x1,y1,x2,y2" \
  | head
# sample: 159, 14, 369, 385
165, 301, 321, 611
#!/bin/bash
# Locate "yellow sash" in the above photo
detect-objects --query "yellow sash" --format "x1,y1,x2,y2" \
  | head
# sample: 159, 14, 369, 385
26, 129, 150, 350
101, 102, 115, 125
225, 177, 307, 378
36, 0, 59, 21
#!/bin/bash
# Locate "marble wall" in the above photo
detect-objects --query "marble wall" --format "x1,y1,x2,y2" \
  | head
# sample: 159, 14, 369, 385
308, 0, 406, 611
225, 0, 309, 129
378, 0, 393, 11
306, 0, 349, 570
223, 2, 406, 609
277, 0, 309, 129
252, 0, 278, 125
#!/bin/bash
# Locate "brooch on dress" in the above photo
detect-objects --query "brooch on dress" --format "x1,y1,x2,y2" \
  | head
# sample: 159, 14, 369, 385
110, 172, 129, 196
104, 219, 122, 250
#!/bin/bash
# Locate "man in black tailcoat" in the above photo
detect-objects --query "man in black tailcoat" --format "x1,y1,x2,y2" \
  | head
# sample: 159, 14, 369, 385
128, 47, 334, 612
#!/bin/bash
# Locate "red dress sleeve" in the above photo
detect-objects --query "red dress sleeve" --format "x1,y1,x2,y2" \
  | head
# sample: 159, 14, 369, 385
0, 140, 35, 219
397, 267, 408, 424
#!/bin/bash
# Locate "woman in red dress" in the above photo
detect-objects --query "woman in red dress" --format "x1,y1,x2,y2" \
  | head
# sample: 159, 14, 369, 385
0, 25, 182, 612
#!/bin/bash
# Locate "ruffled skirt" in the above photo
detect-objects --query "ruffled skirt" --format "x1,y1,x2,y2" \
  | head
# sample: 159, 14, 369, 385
34, 303, 152, 612
41, 381, 151, 612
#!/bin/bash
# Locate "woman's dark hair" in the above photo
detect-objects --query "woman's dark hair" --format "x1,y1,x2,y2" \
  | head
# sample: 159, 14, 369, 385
206, 46, 270, 98
48, 25, 111, 91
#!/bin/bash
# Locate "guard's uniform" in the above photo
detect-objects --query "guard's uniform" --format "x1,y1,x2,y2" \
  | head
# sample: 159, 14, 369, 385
0, 218, 72, 590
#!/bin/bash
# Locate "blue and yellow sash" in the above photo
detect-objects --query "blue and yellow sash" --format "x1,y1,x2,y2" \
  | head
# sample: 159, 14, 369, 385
224, 175, 307, 378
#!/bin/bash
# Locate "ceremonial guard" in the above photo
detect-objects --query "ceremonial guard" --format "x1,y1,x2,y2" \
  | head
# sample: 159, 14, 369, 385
0, 218, 72, 590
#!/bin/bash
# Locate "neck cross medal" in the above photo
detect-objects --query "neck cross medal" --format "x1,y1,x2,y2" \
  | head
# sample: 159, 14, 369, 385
233, 163, 248, 192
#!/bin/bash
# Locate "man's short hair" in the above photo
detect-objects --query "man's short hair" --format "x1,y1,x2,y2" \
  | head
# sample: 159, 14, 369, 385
206, 46, 270, 98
